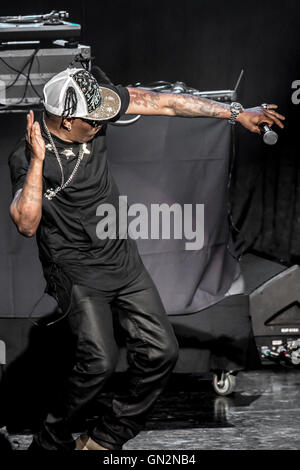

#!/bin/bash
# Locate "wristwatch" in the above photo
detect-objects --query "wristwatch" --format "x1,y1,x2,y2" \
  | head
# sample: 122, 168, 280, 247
228, 102, 244, 125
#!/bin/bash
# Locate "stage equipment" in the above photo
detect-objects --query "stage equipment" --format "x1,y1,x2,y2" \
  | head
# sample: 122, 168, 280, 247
0, 11, 89, 112
241, 254, 300, 366
127, 69, 245, 104
0, 44, 91, 110
0, 11, 80, 42
128, 80, 237, 103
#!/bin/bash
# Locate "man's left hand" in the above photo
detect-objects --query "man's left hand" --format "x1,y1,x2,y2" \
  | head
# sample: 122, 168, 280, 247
236, 105, 285, 134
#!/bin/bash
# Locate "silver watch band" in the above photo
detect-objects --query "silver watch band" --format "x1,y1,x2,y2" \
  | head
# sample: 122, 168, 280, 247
228, 102, 244, 125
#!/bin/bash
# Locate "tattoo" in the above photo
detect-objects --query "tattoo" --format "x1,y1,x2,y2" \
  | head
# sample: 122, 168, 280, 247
21, 193, 41, 203
128, 87, 230, 118
129, 90, 160, 109
167, 95, 230, 118
19, 184, 42, 204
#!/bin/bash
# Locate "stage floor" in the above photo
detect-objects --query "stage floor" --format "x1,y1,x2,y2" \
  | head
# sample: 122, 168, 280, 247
1, 367, 300, 450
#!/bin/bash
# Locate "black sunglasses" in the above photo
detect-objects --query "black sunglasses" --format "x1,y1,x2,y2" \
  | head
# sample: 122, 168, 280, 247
78, 117, 104, 128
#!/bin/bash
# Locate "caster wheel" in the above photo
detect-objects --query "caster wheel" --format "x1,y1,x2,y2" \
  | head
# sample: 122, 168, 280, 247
212, 372, 236, 396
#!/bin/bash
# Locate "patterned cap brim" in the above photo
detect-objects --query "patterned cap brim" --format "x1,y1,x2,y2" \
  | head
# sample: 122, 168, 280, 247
82, 86, 121, 120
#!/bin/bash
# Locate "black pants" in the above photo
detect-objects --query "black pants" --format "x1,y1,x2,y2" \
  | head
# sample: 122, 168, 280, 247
32, 265, 179, 450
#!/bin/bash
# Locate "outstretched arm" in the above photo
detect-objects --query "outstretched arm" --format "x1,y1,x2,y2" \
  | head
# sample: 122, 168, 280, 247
126, 88, 285, 134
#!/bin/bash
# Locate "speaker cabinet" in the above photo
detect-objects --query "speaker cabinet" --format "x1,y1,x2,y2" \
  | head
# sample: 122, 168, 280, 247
241, 254, 300, 364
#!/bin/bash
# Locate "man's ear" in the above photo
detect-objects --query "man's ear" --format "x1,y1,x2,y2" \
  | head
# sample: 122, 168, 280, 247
61, 117, 73, 131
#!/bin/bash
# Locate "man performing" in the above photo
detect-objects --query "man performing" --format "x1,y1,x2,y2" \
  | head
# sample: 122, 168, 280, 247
8, 68, 284, 451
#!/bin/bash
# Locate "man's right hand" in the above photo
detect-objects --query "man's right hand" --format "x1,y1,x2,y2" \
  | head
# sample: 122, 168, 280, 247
9, 110, 44, 237
26, 110, 46, 161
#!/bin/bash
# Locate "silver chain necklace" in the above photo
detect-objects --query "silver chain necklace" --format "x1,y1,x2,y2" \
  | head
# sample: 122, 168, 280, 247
42, 114, 85, 200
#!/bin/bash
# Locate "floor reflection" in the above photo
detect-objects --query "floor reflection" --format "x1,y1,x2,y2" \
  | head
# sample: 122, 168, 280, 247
3, 368, 300, 450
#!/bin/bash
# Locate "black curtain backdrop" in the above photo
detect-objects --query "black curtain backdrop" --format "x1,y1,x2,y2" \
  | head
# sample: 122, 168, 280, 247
1, 0, 300, 263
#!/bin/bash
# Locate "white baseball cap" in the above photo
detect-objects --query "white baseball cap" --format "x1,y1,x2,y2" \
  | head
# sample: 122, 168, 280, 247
43, 67, 121, 121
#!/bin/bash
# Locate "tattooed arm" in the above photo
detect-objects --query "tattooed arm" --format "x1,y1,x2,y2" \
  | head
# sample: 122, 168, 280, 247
126, 88, 285, 134
10, 111, 45, 237
126, 88, 231, 118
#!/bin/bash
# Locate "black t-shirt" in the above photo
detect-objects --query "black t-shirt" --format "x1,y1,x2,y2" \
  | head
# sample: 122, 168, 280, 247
8, 85, 144, 290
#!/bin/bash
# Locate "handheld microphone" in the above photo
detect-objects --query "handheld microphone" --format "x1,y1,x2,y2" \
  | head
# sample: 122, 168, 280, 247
260, 124, 278, 145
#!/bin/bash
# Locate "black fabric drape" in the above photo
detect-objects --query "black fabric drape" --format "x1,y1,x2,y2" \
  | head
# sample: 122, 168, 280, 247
107, 115, 238, 315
